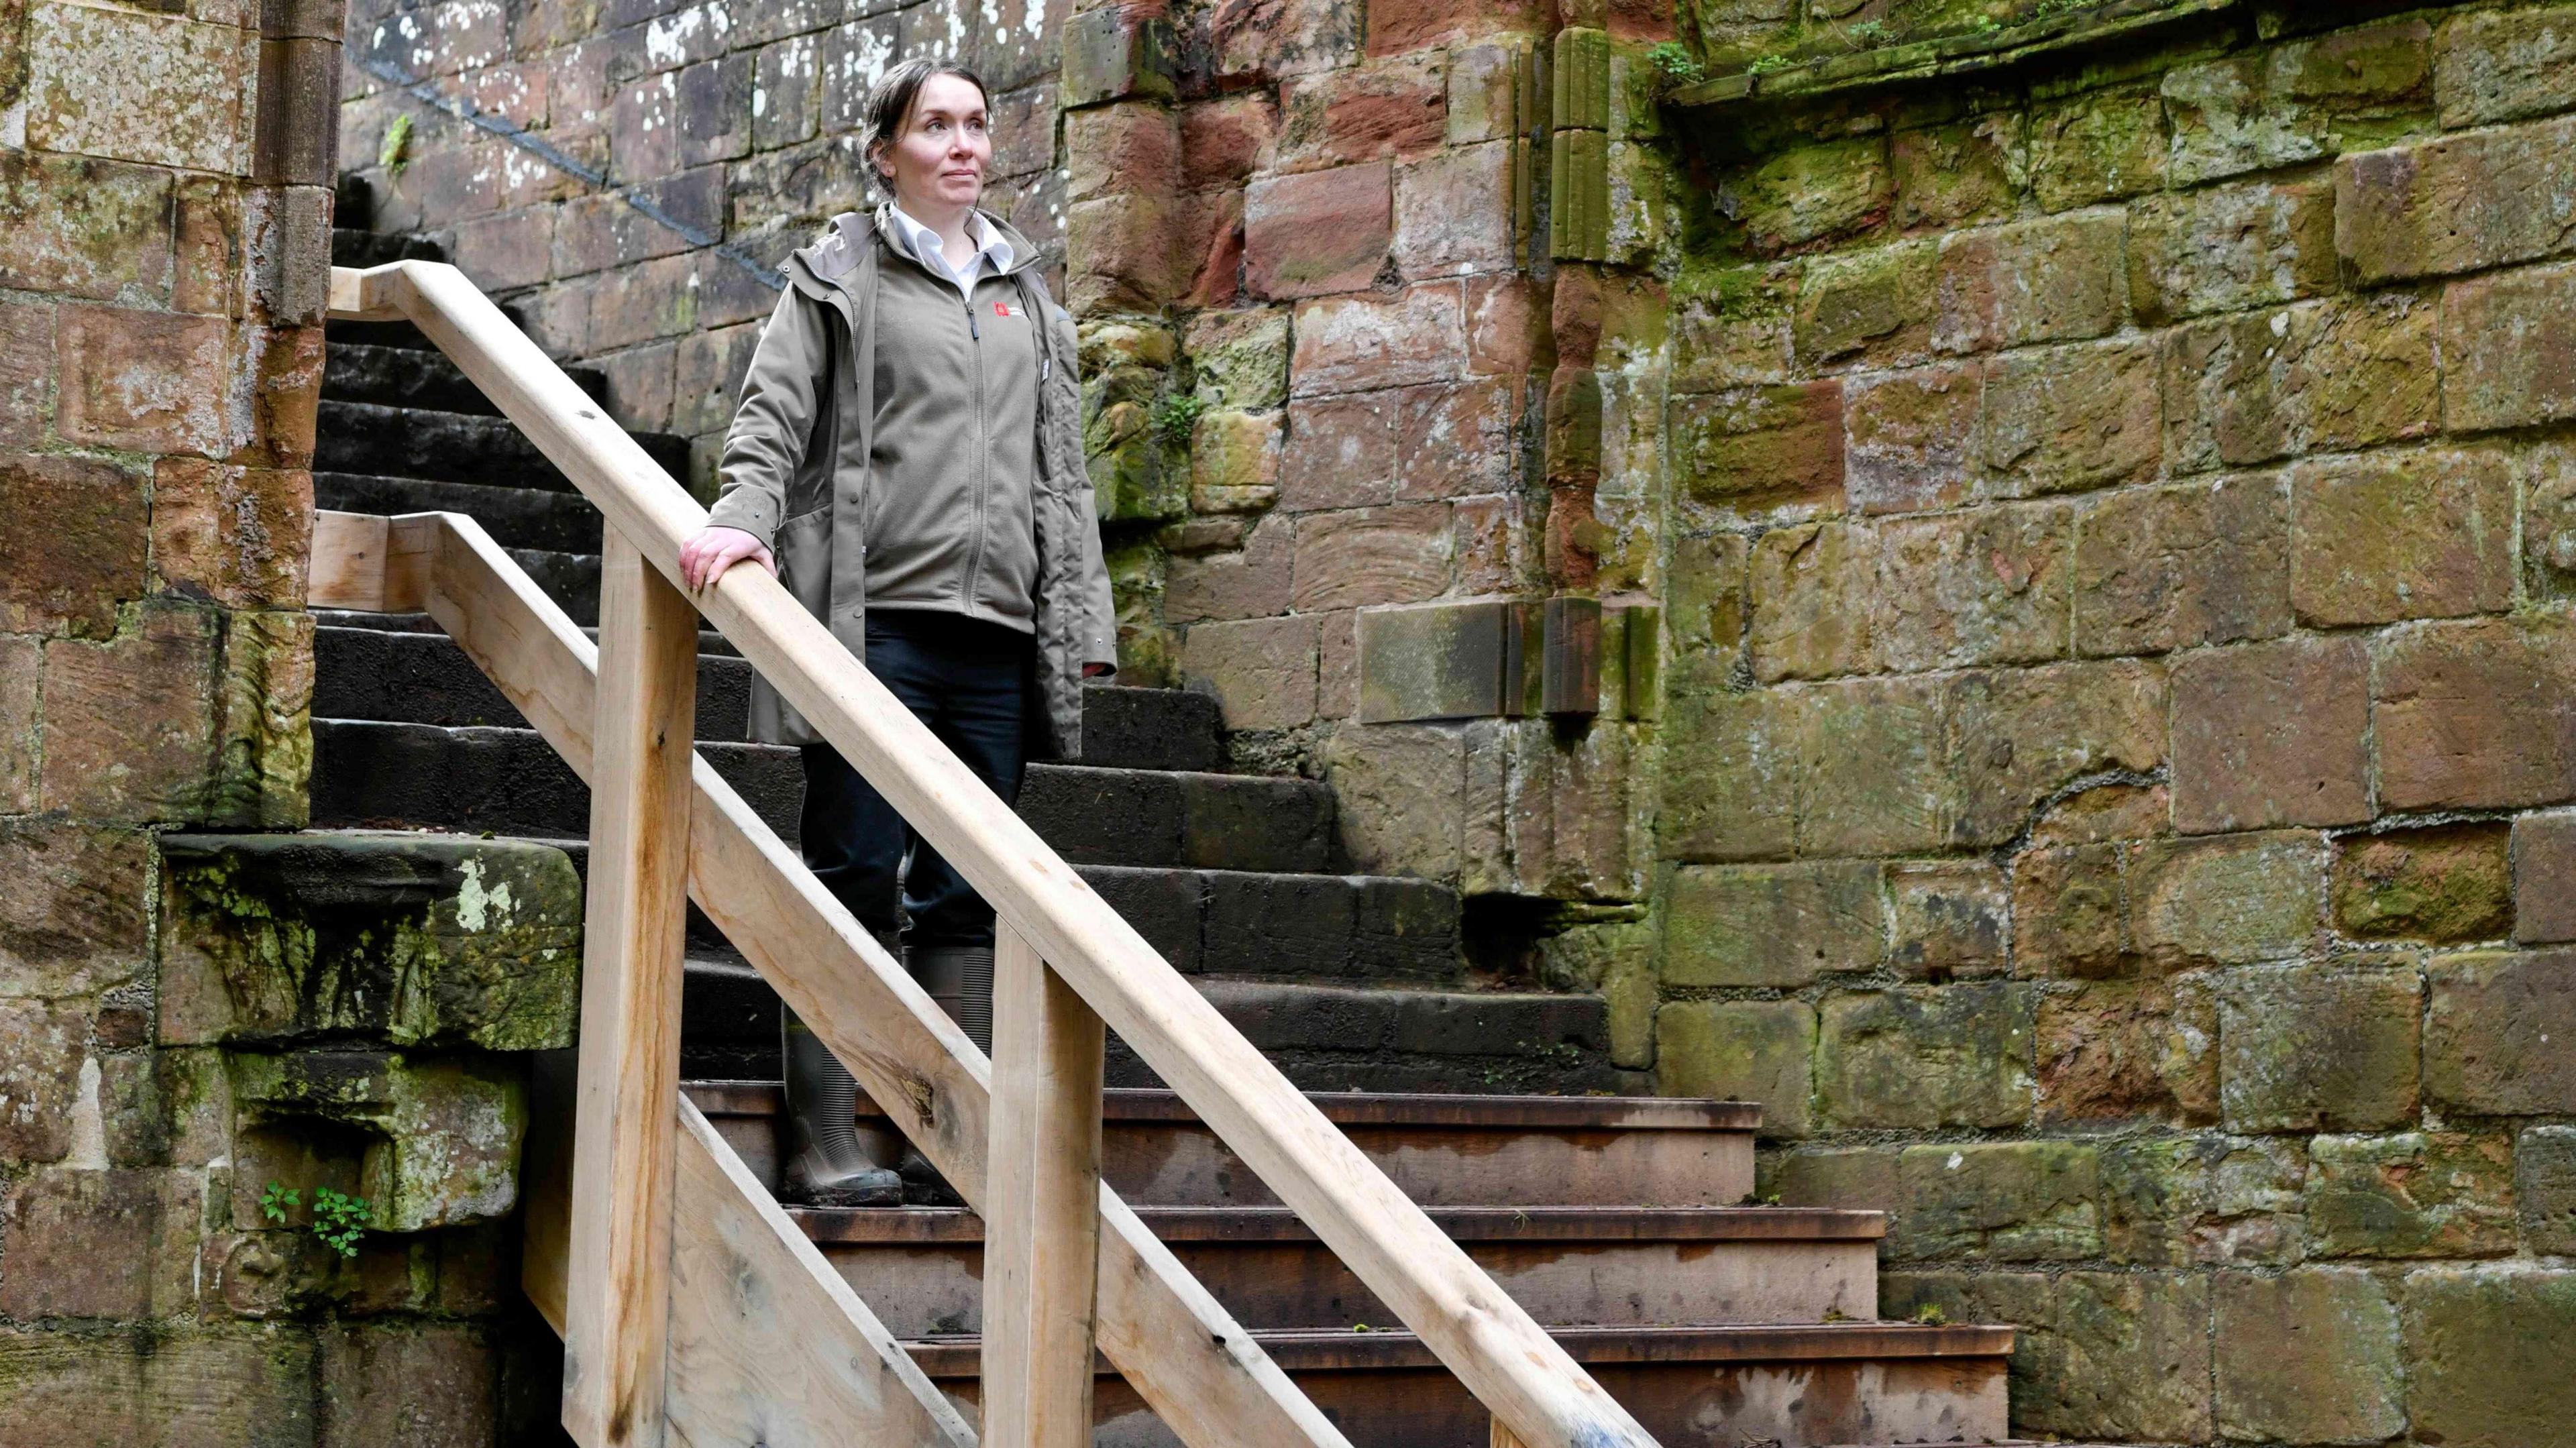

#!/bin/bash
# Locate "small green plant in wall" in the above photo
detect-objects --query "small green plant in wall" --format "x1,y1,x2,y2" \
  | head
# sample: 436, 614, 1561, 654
379, 113, 415, 178
1149, 392, 1205, 447
1646, 42, 1704, 88
262, 1180, 378, 1260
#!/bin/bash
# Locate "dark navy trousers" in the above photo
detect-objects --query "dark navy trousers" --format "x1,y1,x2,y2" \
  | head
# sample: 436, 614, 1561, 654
800, 609, 1033, 949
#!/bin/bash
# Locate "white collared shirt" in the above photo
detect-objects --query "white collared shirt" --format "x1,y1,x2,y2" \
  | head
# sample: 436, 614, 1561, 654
887, 205, 1014, 302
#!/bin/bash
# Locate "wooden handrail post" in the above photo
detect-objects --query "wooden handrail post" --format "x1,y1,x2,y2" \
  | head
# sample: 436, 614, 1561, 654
561, 529, 700, 1447
982, 921, 1106, 1446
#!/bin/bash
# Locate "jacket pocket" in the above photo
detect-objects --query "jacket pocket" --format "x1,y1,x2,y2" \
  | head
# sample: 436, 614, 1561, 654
774, 506, 836, 622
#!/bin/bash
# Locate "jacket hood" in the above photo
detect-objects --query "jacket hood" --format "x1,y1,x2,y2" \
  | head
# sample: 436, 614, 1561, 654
785, 205, 1044, 298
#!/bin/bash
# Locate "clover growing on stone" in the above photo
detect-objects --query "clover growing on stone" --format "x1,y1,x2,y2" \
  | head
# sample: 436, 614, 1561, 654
258, 1179, 376, 1260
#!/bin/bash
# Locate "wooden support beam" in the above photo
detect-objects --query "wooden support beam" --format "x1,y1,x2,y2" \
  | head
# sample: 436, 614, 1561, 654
981, 922, 1106, 1447
561, 530, 700, 1447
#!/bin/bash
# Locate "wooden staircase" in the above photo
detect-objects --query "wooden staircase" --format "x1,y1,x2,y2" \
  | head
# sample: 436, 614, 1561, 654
690, 1084, 2010, 1445
305, 215, 2019, 1446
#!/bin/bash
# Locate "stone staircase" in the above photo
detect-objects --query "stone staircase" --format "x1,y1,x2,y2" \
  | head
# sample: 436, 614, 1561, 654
312, 207, 2019, 1444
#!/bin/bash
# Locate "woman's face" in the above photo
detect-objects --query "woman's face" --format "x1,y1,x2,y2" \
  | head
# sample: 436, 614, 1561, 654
879, 73, 990, 215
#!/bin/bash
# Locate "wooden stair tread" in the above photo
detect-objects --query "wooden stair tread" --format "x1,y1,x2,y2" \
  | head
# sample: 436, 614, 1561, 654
792, 1204, 1885, 1243
898, 1320, 2016, 1375
684, 1079, 1762, 1131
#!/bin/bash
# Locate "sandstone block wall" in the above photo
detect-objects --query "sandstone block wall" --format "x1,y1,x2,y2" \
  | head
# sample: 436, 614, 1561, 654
333, 0, 1073, 490
1636, 2, 2576, 1439
1, 3, 570, 1439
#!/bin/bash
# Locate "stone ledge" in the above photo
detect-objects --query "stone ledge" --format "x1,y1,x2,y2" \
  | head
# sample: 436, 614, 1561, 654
157, 829, 582, 1052
1666, 0, 2241, 111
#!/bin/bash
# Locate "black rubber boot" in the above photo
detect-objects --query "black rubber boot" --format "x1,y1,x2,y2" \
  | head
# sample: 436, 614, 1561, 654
780, 1003, 903, 1207
897, 943, 995, 1205
908, 944, 996, 1056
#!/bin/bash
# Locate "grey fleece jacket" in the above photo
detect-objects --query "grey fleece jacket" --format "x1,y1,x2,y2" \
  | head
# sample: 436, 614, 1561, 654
706, 207, 1118, 757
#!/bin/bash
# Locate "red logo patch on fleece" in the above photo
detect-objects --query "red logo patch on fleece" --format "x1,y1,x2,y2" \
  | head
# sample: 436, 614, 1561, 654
992, 301, 1022, 318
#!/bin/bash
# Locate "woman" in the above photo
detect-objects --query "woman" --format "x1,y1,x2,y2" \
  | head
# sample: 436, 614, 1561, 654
679, 57, 1117, 1205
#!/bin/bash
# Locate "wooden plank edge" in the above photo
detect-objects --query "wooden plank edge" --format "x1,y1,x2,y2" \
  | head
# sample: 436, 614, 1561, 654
794, 1205, 1888, 1245
902, 1320, 2022, 1376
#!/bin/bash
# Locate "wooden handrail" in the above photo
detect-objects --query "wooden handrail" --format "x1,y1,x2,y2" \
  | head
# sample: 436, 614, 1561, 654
328, 258, 1664, 1448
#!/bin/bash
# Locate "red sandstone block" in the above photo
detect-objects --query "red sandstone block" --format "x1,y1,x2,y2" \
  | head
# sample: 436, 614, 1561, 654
1933, 208, 2127, 353
1393, 139, 1518, 278
1165, 512, 1293, 622
1277, 56, 1446, 171
1173, 188, 1246, 309
1973, 338, 2160, 498
1290, 282, 1464, 396
151, 459, 313, 612
1947, 659, 2167, 848
2376, 616, 2576, 811
1672, 380, 1845, 512
1181, 614, 1320, 729
1464, 272, 1544, 376
1244, 162, 1391, 299
0, 296, 52, 451
447, 208, 556, 292
38, 604, 225, 823
0, 1168, 201, 1318
54, 305, 234, 457
1366, 0, 1545, 58
2072, 473, 2290, 657
1069, 193, 1177, 313
1397, 377, 1521, 501
1206, 0, 1357, 82
0, 820, 150, 994
2129, 180, 2339, 326
2338, 113, 2576, 283
2442, 260, 2576, 433
2171, 635, 2370, 832
0, 1001, 87, 1163
0, 453, 147, 638
1291, 503, 1453, 610
2290, 449, 2513, 626
1843, 361, 1983, 516
1181, 94, 1280, 186
0, 149, 174, 304
1281, 393, 1399, 511
0, 641, 33, 814
1068, 101, 1181, 202
1451, 492, 1525, 594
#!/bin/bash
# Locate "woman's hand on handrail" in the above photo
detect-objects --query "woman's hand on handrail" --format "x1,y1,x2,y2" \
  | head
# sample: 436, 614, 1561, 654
679, 526, 776, 590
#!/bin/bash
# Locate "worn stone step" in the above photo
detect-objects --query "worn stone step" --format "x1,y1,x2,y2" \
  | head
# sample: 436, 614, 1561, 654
314, 473, 606, 555
901, 1321, 2014, 1447
662, 871, 1459, 1067
310, 719, 1338, 873
314, 398, 693, 492
313, 624, 751, 740
1024, 761, 1333, 873
1123, 978, 1629, 1095
311, 624, 1216, 771
311, 718, 789, 838
325, 340, 608, 416
1081, 864, 1460, 981
688, 1072, 1739, 1209
799, 1205, 1882, 1337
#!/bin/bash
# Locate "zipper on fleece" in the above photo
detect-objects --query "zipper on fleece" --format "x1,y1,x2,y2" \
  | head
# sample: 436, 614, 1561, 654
962, 288, 988, 614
